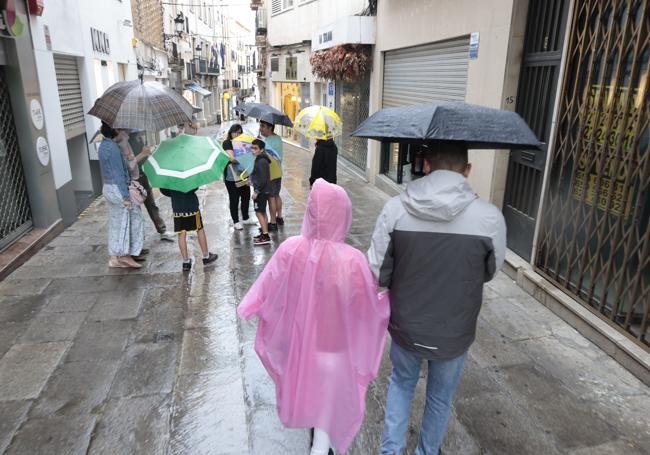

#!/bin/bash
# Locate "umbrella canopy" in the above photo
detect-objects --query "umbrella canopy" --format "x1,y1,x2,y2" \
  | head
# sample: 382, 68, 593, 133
230, 133, 257, 176
294, 105, 343, 140
352, 101, 542, 149
88, 80, 194, 131
214, 123, 259, 142
234, 102, 293, 127
142, 134, 231, 192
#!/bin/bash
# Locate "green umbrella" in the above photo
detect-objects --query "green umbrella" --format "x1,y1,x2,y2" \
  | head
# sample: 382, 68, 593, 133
143, 134, 231, 192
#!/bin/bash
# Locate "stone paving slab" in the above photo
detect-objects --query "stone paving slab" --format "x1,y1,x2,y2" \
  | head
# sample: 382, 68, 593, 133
0, 126, 648, 455
0, 342, 69, 401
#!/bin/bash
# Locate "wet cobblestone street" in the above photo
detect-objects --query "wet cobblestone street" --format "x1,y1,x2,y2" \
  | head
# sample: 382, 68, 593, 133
0, 126, 648, 454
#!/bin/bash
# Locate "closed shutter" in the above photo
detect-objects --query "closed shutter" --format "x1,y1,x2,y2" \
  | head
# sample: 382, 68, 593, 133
54, 55, 86, 139
382, 37, 470, 108
271, 0, 282, 15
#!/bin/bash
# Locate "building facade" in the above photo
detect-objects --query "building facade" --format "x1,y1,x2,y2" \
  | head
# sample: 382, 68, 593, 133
366, 0, 650, 349
263, 0, 372, 153
1, 0, 62, 250
28, 0, 137, 226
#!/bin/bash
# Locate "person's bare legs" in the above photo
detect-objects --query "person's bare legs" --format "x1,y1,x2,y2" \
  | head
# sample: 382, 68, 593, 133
276, 195, 283, 219
256, 211, 268, 234
268, 197, 278, 224
178, 232, 189, 260
197, 228, 209, 255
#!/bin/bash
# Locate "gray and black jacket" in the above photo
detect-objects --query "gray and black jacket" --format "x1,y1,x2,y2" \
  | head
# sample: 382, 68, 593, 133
368, 170, 506, 360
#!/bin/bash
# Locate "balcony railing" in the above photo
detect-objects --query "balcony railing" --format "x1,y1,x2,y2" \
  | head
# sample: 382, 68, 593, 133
255, 7, 267, 33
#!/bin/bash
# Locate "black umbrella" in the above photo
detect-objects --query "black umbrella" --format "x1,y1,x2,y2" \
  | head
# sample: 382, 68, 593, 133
352, 101, 542, 149
234, 102, 293, 127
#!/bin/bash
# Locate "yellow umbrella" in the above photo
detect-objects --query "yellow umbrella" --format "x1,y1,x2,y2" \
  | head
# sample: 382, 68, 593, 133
294, 105, 343, 140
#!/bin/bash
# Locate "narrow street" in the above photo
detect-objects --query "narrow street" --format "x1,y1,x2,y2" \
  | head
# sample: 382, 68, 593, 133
0, 127, 648, 455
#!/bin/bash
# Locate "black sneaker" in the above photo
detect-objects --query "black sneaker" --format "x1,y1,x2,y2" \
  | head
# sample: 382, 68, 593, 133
276, 217, 284, 226
202, 252, 218, 265
253, 234, 271, 246
182, 259, 192, 272
268, 223, 278, 232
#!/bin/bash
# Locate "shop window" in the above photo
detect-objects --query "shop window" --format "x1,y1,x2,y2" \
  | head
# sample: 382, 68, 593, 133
381, 142, 426, 184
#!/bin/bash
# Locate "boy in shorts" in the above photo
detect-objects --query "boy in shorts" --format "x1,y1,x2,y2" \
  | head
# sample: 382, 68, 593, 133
160, 187, 218, 271
250, 139, 272, 246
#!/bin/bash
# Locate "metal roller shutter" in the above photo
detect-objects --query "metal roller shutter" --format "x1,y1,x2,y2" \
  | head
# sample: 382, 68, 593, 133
382, 37, 470, 108
54, 55, 86, 139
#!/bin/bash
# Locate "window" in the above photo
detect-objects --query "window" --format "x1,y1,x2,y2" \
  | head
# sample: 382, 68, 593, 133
270, 57, 279, 71
285, 56, 297, 79
271, 0, 294, 15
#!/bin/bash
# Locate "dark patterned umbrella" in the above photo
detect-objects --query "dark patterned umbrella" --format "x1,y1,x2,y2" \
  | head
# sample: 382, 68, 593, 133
88, 80, 194, 131
234, 102, 293, 127
352, 101, 542, 149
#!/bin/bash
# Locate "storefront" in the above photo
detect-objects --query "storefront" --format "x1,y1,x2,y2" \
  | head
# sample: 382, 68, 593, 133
0, 1, 62, 251
379, 37, 470, 184
278, 81, 308, 144
535, 0, 650, 346
335, 76, 370, 170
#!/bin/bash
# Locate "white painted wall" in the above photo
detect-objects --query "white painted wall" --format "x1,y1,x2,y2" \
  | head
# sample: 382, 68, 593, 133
267, 0, 367, 46
30, 0, 138, 187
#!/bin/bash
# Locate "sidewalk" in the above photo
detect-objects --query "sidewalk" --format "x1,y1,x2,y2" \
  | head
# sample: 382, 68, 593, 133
0, 127, 648, 454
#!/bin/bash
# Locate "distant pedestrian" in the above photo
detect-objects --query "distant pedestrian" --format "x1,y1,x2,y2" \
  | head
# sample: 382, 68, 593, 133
159, 187, 218, 272
259, 120, 284, 229
97, 122, 144, 269
238, 179, 389, 455
309, 138, 338, 187
368, 141, 506, 455
119, 129, 176, 242
250, 138, 272, 246
222, 124, 257, 230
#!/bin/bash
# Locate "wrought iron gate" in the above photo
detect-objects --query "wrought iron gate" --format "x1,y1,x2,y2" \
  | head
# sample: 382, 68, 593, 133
336, 77, 369, 170
503, 0, 570, 261
536, 0, 650, 346
0, 68, 32, 250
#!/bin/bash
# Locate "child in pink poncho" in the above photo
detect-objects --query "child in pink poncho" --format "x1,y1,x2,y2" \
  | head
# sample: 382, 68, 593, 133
237, 178, 390, 454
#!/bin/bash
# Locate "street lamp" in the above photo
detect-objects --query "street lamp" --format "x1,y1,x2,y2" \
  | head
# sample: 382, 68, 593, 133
173, 12, 185, 37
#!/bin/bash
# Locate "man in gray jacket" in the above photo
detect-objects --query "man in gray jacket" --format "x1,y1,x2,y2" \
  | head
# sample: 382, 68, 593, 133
369, 142, 506, 455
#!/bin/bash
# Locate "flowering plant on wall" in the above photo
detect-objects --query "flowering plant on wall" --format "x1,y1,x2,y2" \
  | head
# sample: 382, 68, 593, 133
310, 44, 372, 82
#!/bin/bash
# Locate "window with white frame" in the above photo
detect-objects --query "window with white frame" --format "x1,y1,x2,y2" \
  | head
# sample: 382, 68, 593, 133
271, 0, 294, 15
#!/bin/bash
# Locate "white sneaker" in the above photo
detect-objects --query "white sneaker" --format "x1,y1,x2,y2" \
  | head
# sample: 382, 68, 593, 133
242, 217, 257, 225
234, 222, 244, 230
160, 231, 176, 242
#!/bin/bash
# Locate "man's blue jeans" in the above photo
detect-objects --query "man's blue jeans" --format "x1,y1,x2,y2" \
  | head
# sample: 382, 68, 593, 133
380, 342, 468, 455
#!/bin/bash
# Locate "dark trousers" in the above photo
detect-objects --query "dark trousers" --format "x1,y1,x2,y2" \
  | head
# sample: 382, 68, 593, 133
224, 179, 251, 223
137, 173, 167, 234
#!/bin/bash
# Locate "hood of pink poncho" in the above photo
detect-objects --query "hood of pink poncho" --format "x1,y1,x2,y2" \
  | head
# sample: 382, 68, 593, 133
301, 178, 352, 242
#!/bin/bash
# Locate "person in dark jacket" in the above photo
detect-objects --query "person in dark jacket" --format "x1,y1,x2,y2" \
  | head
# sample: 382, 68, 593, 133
309, 139, 338, 187
250, 139, 272, 246
159, 187, 218, 271
369, 141, 506, 455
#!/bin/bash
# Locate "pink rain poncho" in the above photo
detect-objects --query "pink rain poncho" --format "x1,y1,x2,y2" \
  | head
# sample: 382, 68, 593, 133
238, 179, 390, 453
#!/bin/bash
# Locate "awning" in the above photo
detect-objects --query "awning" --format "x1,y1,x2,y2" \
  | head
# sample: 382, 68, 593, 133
186, 82, 212, 97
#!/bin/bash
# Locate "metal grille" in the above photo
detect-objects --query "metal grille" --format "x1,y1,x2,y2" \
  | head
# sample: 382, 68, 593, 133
0, 69, 32, 250
536, 0, 650, 346
503, 0, 569, 260
54, 55, 86, 139
336, 77, 370, 170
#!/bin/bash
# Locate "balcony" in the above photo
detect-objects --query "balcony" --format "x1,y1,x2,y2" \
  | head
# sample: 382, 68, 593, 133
255, 8, 267, 33
197, 58, 208, 74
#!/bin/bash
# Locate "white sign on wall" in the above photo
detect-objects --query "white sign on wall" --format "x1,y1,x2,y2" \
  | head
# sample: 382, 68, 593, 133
30, 99, 44, 130
36, 136, 50, 166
